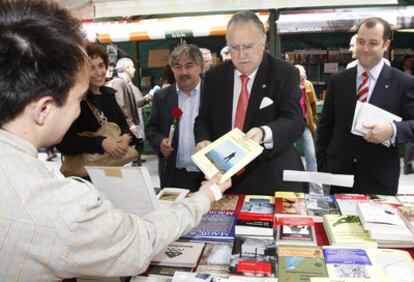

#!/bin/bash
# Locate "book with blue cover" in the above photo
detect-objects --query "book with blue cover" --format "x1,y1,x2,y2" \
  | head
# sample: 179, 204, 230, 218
180, 211, 236, 243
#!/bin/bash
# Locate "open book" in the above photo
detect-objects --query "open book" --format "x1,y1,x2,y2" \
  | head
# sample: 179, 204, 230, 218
192, 128, 263, 184
351, 101, 402, 147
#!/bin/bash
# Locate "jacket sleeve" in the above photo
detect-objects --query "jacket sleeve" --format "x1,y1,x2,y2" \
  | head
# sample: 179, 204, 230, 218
145, 92, 167, 155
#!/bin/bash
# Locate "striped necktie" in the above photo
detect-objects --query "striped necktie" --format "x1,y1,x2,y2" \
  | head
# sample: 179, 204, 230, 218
357, 71, 369, 102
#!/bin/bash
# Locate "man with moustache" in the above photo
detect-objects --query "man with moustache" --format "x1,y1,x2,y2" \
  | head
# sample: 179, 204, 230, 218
194, 11, 306, 196
146, 43, 205, 191
317, 17, 414, 195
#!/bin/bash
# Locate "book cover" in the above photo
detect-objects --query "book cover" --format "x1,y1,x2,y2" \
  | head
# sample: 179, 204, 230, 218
275, 196, 307, 216
323, 247, 378, 280
151, 241, 205, 268
335, 194, 368, 216
209, 194, 245, 213
305, 194, 340, 218
171, 272, 214, 282
157, 187, 189, 208
196, 242, 232, 277
278, 246, 328, 281
276, 217, 317, 247
191, 128, 263, 184
180, 211, 236, 242
323, 215, 377, 248
275, 192, 305, 198
367, 248, 414, 282
235, 218, 274, 238
238, 195, 275, 221
229, 236, 277, 277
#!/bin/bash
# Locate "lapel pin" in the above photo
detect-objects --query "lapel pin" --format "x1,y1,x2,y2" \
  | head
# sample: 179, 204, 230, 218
385, 85, 389, 89
262, 84, 267, 89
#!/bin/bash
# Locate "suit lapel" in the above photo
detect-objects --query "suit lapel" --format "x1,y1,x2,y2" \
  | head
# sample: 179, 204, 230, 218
223, 63, 235, 131
243, 53, 269, 131
168, 85, 180, 147
369, 64, 392, 107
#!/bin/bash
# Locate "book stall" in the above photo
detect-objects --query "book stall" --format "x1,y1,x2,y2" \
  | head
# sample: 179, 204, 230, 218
131, 192, 414, 282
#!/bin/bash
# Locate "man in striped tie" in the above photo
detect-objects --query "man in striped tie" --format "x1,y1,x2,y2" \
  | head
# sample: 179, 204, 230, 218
317, 17, 414, 195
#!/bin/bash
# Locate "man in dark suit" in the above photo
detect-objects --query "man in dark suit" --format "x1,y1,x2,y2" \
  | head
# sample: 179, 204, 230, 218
194, 11, 306, 196
317, 17, 414, 195
145, 43, 204, 191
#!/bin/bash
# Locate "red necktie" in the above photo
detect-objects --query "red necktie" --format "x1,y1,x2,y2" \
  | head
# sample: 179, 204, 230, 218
235, 75, 249, 130
357, 71, 369, 102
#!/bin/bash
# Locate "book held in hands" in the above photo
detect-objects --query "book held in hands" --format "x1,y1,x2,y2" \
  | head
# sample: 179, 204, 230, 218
192, 128, 263, 183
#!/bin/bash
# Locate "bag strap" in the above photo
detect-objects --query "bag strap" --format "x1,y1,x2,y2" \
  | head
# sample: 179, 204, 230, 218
84, 99, 107, 124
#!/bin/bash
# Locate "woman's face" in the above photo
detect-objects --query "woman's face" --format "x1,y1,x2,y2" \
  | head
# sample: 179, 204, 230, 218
89, 55, 107, 89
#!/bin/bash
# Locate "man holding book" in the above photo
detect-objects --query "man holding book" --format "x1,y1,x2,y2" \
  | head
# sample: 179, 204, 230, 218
0, 1, 230, 280
317, 17, 414, 195
194, 11, 306, 196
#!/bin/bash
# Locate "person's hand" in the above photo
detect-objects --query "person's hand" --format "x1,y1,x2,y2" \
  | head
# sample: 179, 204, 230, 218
199, 173, 232, 203
245, 127, 263, 144
102, 138, 128, 159
160, 138, 174, 157
145, 94, 153, 103
362, 122, 394, 144
196, 140, 211, 152
129, 125, 138, 135
116, 133, 131, 150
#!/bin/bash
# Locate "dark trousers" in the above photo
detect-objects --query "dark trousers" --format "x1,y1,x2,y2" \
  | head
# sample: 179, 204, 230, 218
404, 141, 414, 166
172, 168, 204, 192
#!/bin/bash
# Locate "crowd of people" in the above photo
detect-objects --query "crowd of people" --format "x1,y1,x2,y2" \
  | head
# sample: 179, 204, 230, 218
1, 0, 414, 280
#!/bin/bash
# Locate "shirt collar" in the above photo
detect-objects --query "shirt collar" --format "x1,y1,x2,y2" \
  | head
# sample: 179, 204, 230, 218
357, 59, 384, 81
176, 80, 201, 96
235, 68, 259, 81
0, 129, 38, 157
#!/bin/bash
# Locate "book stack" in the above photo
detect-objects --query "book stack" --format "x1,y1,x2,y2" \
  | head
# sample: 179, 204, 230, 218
357, 201, 414, 247
323, 214, 377, 248
276, 216, 317, 247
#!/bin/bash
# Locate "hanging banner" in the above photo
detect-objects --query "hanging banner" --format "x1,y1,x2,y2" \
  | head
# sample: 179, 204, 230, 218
277, 6, 414, 34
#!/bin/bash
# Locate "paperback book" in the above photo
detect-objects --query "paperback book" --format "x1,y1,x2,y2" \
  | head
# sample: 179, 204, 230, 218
275, 192, 307, 216
365, 194, 401, 207
278, 246, 328, 281
191, 128, 263, 183
305, 194, 340, 220
209, 194, 245, 213
196, 242, 233, 277
397, 206, 414, 234
180, 211, 236, 243
235, 218, 274, 238
323, 215, 377, 248
335, 194, 368, 216
238, 195, 275, 221
229, 236, 277, 277
396, 194, 414, 206
276, 217, 317, 247
323, 247, 379, 280
151, 241, 205, 268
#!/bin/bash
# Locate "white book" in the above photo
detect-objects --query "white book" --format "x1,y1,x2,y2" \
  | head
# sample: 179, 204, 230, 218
192, 128, 263, 184
86, 166, 159, 216
351, 101, 402, 147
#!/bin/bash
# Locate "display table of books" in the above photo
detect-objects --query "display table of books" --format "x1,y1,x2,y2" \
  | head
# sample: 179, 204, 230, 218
132, 192, 414, 282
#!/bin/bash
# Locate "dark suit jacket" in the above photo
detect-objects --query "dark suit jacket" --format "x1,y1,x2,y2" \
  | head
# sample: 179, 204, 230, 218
317, 65, 414, 195
145, 83, 203, 188
194, 52, 306, 196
